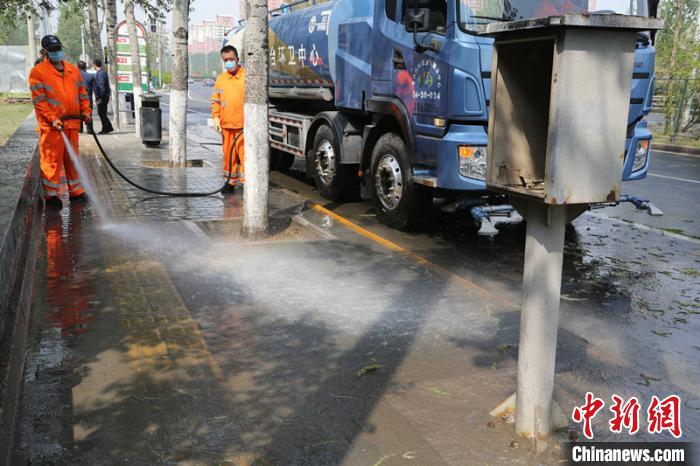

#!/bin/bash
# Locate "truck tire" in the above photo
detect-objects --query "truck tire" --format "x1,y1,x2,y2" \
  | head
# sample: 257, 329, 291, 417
311, 124, 352, 201
371, 133, 432, 230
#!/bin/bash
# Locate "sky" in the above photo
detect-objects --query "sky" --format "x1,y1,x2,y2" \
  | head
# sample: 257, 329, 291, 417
122, 0, 243, 29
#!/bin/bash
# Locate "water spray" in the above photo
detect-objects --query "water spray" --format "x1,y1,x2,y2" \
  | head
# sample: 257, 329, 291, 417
59, 115, 241, 198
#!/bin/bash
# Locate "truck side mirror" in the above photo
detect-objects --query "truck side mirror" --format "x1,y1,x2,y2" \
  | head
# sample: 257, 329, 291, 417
405, 8, 431, 33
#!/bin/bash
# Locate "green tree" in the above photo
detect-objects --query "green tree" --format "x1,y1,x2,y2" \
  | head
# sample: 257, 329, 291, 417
655, 0, 700, 135
0, 1, 34, 27
0, 17, 28, 45
57, 0, 86, 62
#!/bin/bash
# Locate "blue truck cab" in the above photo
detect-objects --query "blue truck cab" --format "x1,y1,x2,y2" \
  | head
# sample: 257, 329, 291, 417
254, 0, 657, 229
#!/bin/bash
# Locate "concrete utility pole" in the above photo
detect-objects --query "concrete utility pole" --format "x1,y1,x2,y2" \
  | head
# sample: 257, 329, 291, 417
242, 0, 270, 237
169, 0, 189, 166
26, 12, 37, 68
124, 0, 143, 138
515, 202, 567, 445
104, 0, 120, 130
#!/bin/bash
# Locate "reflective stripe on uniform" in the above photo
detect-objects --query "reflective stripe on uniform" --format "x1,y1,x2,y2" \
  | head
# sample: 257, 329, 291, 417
33, 95, 47, 104
43, 179, 61, 188
76, 81, 85, 88
30, 83, 45, 91
47, 98, 61, 106
79, 93, 89, 100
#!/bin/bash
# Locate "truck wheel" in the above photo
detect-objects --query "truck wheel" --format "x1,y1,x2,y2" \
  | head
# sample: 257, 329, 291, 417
371, 133, 431, 230
311, 124, 348, 201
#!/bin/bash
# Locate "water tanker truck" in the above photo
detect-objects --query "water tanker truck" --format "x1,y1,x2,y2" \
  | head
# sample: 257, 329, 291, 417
226, 0, 659, 230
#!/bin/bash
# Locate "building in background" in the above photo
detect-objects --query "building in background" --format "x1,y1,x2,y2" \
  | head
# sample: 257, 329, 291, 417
188, 15, 236, 54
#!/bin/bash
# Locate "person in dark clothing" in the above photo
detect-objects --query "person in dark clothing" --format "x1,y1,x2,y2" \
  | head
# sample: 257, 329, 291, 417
92, 58, 114, 134
77, 60, 95, 133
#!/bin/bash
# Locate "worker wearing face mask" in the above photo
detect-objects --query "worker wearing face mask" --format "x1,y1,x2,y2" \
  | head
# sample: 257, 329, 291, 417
211, 45, 245, 193
29, 35, 91, 208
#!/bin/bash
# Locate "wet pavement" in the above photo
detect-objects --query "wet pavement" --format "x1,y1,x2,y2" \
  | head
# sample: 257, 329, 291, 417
12, 126, 700, 465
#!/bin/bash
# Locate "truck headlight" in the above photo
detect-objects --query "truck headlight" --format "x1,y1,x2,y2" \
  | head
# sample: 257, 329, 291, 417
632, 140, 650, 172
459, 146, 486, 180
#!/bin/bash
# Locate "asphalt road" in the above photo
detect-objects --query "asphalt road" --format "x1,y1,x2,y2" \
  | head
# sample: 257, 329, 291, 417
161, 85, 700, 240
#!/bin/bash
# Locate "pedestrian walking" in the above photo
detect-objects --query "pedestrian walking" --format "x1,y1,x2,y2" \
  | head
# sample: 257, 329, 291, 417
211, 45, 245, 193
77, 60, 95, 133
28, 35, 91, 208
93, 58, 114, 134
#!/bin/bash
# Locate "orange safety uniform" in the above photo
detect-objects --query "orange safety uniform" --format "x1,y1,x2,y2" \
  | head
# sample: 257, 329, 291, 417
29, 58, 91, 199
211, 67, 245, 186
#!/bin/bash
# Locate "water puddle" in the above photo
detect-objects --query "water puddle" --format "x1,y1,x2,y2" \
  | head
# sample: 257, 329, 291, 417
60, 131, 109, 222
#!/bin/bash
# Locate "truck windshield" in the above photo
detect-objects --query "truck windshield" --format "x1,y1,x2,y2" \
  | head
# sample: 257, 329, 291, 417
459, 0, 650, 32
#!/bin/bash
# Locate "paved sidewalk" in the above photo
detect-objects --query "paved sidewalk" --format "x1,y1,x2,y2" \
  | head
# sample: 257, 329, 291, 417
12, 128, 696, 465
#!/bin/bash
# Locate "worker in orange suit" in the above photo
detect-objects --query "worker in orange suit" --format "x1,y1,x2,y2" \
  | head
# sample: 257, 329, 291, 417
29, 35, 92, 208
211, 45, 245, 194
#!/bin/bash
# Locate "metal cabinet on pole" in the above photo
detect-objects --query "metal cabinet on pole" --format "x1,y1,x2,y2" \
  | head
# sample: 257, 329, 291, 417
482, 14, 662, 451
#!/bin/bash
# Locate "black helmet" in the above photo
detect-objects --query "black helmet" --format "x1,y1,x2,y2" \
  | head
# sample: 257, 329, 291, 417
41, 35, 62, 52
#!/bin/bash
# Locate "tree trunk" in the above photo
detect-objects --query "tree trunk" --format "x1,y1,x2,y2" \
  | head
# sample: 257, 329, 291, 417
664, 0, 685, 134
86, 0, 102, 61
169, 0, 189, 166
26, 12, 37, 70
104, 0, 120, 130
124, 0, 142, 138
680, 5, 700, 130
242, 0, 270, 238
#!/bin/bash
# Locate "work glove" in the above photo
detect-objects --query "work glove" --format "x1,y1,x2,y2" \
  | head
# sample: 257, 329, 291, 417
213, 117, 222, 134
82, 114, 92, 124
52, 119, 63, 130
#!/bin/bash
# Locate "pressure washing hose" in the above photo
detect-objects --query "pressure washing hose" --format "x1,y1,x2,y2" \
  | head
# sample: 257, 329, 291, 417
61, 115, 240, 198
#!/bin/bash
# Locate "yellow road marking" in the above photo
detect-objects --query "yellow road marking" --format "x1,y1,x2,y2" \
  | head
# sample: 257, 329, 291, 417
310, 203, 518, 309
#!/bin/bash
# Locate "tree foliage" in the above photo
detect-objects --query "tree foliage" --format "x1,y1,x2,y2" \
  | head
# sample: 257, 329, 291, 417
0, 16, 28, 45
655, 0, 700, 134
134, 0, 173, 23
56, 0, 86, 62
0, 1, 35, 28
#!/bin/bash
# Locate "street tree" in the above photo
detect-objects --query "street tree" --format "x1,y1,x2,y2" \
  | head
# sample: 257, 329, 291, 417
86, 0, 102, 61
123, 0, 143, 138
57, 0, 84, 62
656, 0, 700, 134
242, 0, 270, 237
0, 1, 34, 27
169, 0, 189, 166
104, 0, 120, 129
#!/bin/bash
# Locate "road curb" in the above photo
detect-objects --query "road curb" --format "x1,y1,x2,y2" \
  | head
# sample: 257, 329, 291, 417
653, 142, 700, 156
0, 118, 42, 465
